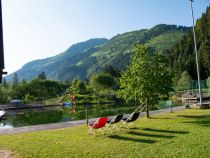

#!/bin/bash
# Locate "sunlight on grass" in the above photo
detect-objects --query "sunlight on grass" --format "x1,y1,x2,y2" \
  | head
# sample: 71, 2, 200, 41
1, 109, 210, 157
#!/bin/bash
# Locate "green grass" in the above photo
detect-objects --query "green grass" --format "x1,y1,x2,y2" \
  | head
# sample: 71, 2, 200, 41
1, 109, 210, 158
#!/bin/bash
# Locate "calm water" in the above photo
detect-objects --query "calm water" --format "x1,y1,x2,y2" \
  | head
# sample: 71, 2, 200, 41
0, 107, 78, 128
0, 104, 137, 128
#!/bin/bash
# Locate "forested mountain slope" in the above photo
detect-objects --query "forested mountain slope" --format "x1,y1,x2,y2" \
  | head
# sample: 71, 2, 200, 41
6, 24, 190, 81
167, 6, 210, 81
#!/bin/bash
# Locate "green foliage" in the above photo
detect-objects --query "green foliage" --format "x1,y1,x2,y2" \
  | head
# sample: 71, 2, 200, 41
26, 79, 65, 101
5, 79, 66, 102
2, 78, 7, 87
118, 45, 173, 116
8, 84, 27, 100
12, 72, 19, 85
72, 79, 86, 94
176, 71, 192, 91
89, 73, 117, 91
168, 6, 210, 81
23, 93, 35, 104
0, 85, 9, 103
103, 65, 121, 78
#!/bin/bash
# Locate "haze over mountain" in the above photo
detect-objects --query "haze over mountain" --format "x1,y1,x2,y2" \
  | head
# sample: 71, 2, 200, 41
6, 24, 191, 81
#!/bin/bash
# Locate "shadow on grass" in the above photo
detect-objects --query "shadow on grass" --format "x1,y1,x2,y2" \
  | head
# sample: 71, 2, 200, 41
178, 115, 210, 119
179, 115, 210, 126
182, 120, 210, 126
108, 135, 157, 144
142, 128, 189, 134
119, 127, 140, 130
127, 127, 140, 130
149, 117, 171, 120
127, 131, 175, 139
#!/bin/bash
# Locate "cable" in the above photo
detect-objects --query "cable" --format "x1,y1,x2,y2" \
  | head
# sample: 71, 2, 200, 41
5, 0, 53, 50
23, 0, 62, 49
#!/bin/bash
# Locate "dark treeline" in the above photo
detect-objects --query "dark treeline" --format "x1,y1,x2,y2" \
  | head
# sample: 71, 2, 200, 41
166, 6, 210, 82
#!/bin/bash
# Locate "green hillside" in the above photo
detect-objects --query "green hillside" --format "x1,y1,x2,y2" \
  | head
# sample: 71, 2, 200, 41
167, 6, 210, 81
6, 24, 190, 81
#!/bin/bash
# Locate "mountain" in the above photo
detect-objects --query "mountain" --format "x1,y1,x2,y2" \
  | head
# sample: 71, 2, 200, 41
6, 24, 190, 81
6, 38, 108, 81
167, 6, 210, 81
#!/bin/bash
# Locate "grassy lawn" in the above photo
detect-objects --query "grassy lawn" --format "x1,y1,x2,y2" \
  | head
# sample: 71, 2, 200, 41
0, 109, 210, 158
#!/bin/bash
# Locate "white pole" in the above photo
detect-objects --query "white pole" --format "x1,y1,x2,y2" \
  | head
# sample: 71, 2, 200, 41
189, 0, 202, 105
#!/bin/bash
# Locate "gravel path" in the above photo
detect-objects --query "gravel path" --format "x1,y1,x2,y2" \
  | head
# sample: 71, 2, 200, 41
0, 150, 14, 158
0, 106, 184, 135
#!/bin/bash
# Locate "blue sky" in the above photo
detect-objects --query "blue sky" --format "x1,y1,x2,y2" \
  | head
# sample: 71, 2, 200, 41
2, 0, 210, 74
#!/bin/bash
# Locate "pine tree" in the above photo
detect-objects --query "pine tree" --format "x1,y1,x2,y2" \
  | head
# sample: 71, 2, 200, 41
13, 73, 19, 85
38, 72, 46, 80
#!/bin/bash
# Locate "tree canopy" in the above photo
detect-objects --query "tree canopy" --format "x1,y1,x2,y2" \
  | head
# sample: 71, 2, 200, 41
118, 45, 173, 117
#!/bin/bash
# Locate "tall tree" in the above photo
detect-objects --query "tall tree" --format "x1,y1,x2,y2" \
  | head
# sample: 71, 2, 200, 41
2, 77, 7, 87
118, 45, 173, 117
12, 72, 19, 85
38, 72, 46, 80
72, 79, 86, 94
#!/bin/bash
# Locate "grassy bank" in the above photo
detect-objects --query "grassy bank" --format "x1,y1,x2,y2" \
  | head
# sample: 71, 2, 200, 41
0, 109, 210, 157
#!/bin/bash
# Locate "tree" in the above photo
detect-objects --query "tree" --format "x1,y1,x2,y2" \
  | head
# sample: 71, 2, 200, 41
20, 79, 27, 86
0, 85, 9, 103
103, 65, 121, 78
89, 73, 117, 91
176, 71, 192, 91
38, 72, 46, 80
72, 79, 86, 94
26, 79, 65, 100
12, 72, 19, 85
118, 45, 173, 117
2, 78, 7, 87
23, 92, 35, 104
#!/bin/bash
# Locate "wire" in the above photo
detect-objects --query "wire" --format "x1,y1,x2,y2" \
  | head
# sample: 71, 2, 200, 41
23, 0, 62, 49
5, 0, 54, 50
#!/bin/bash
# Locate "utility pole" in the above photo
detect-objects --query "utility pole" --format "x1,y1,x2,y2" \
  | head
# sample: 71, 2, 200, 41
189, 0, 202, 105
0, 0, 7, 83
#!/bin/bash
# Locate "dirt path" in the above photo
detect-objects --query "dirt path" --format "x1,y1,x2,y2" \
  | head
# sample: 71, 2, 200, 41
0, 150, 14, 158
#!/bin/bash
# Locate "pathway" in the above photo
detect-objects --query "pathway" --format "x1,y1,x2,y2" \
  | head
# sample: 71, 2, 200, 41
0, 106, 184, 135
0, 150, 14, 158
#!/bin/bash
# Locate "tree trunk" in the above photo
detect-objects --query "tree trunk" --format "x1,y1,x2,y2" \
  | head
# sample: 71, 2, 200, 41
146, 99, 150, 118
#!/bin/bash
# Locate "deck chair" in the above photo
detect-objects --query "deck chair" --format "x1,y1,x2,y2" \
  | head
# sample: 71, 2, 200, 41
121, 112, 140, 129
103, 114, 123, 132
87, 117, 108, 136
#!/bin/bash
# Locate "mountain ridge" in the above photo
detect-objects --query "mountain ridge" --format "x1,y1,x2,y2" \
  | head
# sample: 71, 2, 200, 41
6, 24, 191, 81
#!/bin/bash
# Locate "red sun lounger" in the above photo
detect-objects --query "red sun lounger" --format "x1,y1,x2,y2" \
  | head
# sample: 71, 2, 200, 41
87, 117, 108, 136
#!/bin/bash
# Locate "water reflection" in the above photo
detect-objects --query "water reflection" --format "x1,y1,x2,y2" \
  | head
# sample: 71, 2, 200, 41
0, 108, 66, 128
0, 103, 137, 128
